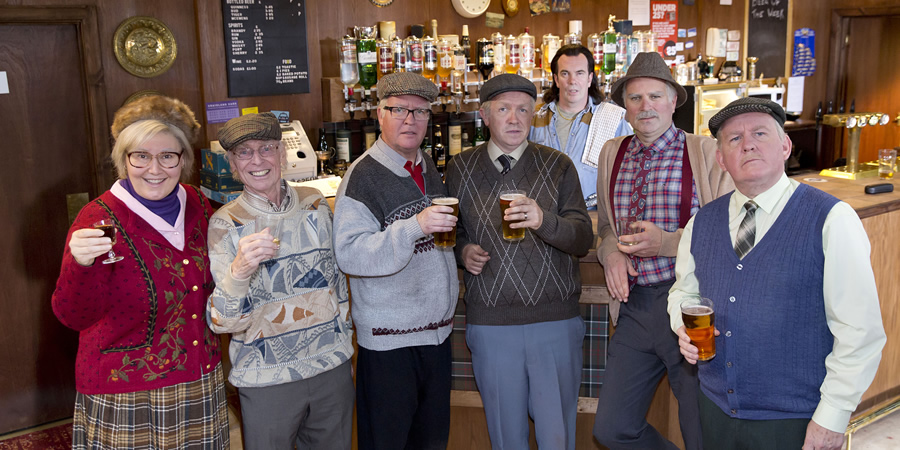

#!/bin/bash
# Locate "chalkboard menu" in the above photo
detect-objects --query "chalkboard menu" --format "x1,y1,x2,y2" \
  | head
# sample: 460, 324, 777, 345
222, 0, 310, 97
747, 0, 789, 79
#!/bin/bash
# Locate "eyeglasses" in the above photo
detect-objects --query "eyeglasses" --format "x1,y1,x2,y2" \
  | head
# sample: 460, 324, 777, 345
382, 106, 432, 121
128, 151, 183, 169
231, 143, 279, 161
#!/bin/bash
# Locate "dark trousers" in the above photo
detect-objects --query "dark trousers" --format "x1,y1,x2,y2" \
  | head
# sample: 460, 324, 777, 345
699, 390, 809, 450
593, 281, 703, 450
356, 339, 451, 450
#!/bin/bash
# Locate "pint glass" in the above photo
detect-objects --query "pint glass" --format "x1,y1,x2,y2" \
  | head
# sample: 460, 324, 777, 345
681, 297, 716, 361
432, 197, 459, 248
499, 189, 526, 242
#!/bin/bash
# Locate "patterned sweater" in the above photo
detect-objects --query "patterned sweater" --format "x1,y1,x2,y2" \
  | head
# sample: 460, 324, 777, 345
207, 185, 353, 388
52, 185, 221, 395
445, 142, 593, 325
333, 139, 459, 351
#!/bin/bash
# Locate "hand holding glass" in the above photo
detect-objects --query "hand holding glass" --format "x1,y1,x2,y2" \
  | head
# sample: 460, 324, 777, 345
499, 190, 527, 242
255, 217, 283, 248
616, 216, 640, 246
92, 220, 124, 264
681, 297, 716, 361
432, 197, 459, 248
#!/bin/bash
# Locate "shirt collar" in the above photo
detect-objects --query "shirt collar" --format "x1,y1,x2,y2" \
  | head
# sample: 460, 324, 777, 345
487, 139, 529, 164
376, 138, 426, 173
731, 173, 791, 214
242, 179, 294, 212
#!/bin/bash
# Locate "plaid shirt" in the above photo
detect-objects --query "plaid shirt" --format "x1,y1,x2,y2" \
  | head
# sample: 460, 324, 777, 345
613, 124, 699, 285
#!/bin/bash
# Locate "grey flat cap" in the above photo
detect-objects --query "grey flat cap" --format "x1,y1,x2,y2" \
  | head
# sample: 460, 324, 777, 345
708, 97, 786, 138
610, 52, 687, 108
217, 112, 282, 151
377, 72, 439, 103
480, 73, 537, 103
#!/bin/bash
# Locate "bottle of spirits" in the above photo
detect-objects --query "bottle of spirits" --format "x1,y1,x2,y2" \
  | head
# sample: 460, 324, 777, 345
474, 118, 486, 146
460, 25, 472, 65
602, 15, 618, 77
433, 127, 446, 172
519, 27, 535, 78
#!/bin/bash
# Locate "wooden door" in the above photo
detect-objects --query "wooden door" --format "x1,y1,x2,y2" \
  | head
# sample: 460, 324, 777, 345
845, 15, 900, 162
0, 7, 110, 434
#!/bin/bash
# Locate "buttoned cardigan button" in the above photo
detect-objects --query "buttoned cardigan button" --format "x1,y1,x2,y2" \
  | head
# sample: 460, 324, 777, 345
729, 296, 736, 302
192, 285, 199, 291
725, 331, 732, 337
736, 264, 743, 270
192, 340, 199, 346
192, 314, 198, 320
183, 258, 190, 265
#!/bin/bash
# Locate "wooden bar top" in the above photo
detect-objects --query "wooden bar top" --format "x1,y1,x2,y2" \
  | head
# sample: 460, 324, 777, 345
793, 174, 900, 218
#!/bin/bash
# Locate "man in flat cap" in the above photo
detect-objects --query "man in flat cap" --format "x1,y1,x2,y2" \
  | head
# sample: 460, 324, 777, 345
444, 73, 592, 449
333, 72, 458, 449
207, 112, 355, 449
529, 44, 632, 209
592, 52, 733, 450
667, 97, 885, 449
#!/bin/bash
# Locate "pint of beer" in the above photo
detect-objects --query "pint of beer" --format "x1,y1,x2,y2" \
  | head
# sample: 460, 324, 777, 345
432, 197, 459, 248
681, 297, 716, 361
499, 189, 526, 242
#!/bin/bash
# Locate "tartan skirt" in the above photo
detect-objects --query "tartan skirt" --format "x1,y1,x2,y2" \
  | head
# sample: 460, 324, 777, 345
72, 363, 230, 449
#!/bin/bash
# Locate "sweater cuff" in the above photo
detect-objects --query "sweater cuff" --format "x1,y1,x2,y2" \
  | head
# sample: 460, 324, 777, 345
658, 228, 683, 257
401, 216, 427, 243
221, 267, 251, 299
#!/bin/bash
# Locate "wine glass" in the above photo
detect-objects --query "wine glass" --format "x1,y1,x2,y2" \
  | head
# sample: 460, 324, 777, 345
315, 146, 334, 178
92, 219, 124, 264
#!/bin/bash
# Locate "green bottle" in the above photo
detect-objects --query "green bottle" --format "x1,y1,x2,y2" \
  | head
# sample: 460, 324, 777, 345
602, 15, 617, 76
474, 118, 486, 147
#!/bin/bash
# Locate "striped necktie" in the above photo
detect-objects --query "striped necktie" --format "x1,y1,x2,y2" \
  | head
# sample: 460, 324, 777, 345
734, 200, 758, 259
498, 154, 512, 175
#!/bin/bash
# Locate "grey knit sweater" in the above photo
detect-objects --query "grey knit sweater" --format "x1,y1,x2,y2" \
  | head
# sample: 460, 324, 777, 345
445, 142, 593, 325
333, 140, 459, 351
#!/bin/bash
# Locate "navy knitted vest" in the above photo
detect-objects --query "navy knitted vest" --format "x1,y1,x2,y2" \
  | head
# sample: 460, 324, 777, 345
691, 183, 839, 420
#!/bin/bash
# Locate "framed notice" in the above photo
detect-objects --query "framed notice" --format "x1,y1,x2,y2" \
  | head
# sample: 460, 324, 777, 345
222, 0, 310, 97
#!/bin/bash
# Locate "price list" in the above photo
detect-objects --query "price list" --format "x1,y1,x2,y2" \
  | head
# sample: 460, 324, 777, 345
222, 0, 310, 97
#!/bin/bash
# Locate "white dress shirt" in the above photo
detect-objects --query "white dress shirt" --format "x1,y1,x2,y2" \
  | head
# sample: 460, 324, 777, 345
667, 174, 886, 433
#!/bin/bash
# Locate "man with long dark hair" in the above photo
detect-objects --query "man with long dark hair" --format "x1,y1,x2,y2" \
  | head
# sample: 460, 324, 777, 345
530, 44, 631, 209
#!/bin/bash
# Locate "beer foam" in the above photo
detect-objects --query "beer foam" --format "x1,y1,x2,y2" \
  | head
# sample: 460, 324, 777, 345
432, 197, 459, 205
682, 306, 713, 316
500, 193, 526, 201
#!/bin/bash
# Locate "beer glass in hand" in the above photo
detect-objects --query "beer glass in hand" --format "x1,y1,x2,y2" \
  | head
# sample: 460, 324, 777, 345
255, 217, 283, 248
432, 197, 459, 248
681, 297, 716, 361
499, 189, 526, 242
93, 219, 124, 264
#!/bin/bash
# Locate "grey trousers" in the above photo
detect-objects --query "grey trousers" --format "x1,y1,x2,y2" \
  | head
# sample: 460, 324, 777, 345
238, 361, 354, 450
593, 281, 703, 450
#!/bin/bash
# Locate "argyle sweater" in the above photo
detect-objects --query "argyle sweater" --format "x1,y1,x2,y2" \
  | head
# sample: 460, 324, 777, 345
445, 142, 593, 325
333, 140, 459, 351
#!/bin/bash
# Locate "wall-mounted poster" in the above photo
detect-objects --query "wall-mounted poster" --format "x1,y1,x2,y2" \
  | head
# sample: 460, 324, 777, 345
651, 1, 678, 58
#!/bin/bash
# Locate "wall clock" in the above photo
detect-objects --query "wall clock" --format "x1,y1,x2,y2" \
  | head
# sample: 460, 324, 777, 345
452, 0, 490, 18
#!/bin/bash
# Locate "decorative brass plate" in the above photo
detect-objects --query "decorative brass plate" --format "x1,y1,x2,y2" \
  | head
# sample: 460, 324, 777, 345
502, 0, 519, 17
113, 16, 177, 78
369, 0, 394, 6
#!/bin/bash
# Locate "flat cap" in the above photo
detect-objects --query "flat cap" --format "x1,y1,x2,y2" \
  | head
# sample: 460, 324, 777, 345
708, 97, 786, 138
217, 112, 282, 151
377, 72, 439, 103
480, 73, 537, 103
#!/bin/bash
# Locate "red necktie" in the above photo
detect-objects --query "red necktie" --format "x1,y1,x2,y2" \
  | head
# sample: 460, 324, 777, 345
404, 160, 425, 194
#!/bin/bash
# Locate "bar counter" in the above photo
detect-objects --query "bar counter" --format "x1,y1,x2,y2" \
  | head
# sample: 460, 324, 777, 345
446, 174, 900, 449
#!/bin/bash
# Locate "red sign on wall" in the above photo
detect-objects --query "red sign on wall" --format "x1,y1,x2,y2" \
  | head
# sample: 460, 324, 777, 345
651, 1, 678, 58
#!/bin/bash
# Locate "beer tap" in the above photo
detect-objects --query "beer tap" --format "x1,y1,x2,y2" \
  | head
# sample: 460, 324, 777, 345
819, 111, 892, 179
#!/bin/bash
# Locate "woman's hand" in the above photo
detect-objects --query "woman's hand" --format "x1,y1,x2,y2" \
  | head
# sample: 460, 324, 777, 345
68, 228, 113, 266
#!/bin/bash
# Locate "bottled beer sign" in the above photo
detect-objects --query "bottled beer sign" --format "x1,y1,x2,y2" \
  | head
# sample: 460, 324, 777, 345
222, 0, 311, 96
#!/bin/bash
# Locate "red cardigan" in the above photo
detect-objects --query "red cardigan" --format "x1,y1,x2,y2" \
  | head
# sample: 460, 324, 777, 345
52, 185, 222, 395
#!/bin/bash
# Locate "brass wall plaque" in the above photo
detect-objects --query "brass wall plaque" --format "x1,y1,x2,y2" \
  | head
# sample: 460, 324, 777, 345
113, 16, 177, 78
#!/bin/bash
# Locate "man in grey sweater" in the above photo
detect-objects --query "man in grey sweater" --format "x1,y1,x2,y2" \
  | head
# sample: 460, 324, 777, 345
333, 72, 459, 450
445, 74, 593, 450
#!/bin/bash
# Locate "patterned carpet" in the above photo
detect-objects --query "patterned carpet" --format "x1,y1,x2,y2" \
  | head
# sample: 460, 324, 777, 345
0, 422, 72, 450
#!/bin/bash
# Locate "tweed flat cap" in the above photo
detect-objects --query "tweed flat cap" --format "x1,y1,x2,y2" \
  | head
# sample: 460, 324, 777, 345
377, 72, 439, 102
111, 95, 201, 144
217, 112, 282, 151
708, 97, 786, 138
610, 52, 687, 108
480, 73, 537, 103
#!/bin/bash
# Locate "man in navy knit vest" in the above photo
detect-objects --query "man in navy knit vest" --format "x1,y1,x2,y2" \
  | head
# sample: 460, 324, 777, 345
445, 73, 593, 449
334, 72, 459, 450
668, 97, 886, 449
